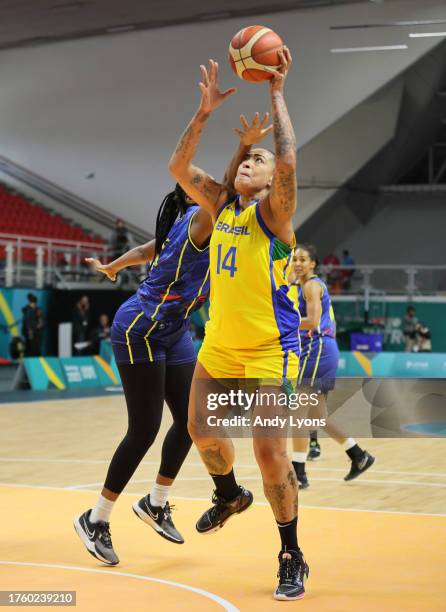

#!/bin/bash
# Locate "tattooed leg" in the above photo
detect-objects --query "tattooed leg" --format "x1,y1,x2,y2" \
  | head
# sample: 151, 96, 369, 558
188, 361, 235, 475
199, 441, 235, 475
254, 438, 298, 523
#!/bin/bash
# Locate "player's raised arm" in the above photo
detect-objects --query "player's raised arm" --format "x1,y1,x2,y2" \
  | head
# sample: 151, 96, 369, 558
222, 112, 273, 192
267, 47, 297, 226
168, 59, 236, 218
85, 239, 155, 282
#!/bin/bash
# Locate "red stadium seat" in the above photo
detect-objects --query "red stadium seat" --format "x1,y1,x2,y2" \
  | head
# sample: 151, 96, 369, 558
0, 185, 105, 257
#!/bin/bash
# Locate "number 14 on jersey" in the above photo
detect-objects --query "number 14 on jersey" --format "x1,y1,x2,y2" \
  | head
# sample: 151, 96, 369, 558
216, 244, 238, 277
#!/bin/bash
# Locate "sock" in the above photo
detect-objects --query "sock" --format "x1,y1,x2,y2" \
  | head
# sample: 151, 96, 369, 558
292, 461, 305, 477
309, 430, 318, 442
292, 452, 307, 464
277, 516, 298, 552
210, 469, 240, 501
90, 495, 115, 524
343, 438, 364, 460
150, 483, 171, 508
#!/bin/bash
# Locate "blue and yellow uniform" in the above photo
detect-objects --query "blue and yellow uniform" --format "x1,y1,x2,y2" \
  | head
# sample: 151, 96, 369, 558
289, 275, 339, 392
111, 205, 210, 365
198, 196, 300, 381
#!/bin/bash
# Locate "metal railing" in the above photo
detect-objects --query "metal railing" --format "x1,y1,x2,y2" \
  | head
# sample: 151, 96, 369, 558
0, 233, 119, 289
1, 235, 445, 296
318, 264, 446, 298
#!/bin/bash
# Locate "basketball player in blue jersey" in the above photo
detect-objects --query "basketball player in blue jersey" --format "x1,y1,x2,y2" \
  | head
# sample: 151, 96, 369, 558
288, 245, 375, 488
73, 183, 214, 564
169, 51, 310, 601
73, 117, 277, 566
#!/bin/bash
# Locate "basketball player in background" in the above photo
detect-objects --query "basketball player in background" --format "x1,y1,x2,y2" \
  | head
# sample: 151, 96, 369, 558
169, 49, 309, 601
288, 245, 375, 488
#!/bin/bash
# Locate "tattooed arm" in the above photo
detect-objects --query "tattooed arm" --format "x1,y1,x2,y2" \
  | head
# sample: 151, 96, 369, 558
261, 47, 297, 240
169, 59, 236, 218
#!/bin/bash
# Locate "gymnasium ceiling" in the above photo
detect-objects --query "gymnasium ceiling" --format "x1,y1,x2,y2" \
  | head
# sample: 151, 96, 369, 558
0, 0, 396, 51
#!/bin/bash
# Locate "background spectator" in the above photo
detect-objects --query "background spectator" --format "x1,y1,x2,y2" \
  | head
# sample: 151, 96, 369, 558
90, 313, 111, 354
72, 295, 92, 355
414, 322, 432, 352
21, 293, 44, 356
323, 251, 341, 292
341, 249, 355, 291
109, 219, 130, 260
9, 336, 25, 361
403, 306, 418, 352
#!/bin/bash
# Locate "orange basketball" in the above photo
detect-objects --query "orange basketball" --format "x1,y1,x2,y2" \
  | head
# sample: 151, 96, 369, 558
228, 25, 284, 83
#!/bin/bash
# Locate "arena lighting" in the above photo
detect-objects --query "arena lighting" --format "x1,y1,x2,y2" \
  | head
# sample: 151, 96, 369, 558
199, 11, 232, 21
409, 32, 446, 38
331, 19, 446, 31
331, 44, 408, 53
106, 25, 136, 33
50, 1, 85, 9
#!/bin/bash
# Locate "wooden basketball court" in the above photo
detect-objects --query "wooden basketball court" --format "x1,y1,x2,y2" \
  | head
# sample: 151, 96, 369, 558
1, 394, 445, 610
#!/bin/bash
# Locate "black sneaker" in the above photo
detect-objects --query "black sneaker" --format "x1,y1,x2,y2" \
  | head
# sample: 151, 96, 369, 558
132, 495, 184, 544
292, 462, 309, 489
73, 509, 119, 565
196, 486, 253, 534
307, 439, 321, 461
344, 451, 375, 481
274, 549, 309, 601
297, 471, 309, 490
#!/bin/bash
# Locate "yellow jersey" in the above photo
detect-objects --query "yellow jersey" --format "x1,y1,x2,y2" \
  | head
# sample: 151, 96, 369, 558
204, 196, 300, 353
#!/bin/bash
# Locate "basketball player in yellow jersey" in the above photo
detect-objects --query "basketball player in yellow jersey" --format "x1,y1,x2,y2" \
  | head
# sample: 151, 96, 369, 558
169, 49, 309, 601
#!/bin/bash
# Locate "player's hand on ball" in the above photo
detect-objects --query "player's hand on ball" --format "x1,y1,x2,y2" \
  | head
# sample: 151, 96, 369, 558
198, 59, 236, 114
267, 46, 292, 92
85, 257, 117, 282
234, 112, 273, 145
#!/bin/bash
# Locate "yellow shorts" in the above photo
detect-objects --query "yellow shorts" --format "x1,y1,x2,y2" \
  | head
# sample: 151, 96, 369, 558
197, 337, 299, 384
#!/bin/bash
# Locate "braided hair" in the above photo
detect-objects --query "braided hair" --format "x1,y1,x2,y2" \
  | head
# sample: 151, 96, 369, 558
154, 183, 191, 256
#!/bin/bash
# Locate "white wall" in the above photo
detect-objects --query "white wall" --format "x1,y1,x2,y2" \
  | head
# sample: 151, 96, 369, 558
296, 77, 403, 226
337, 194, 446, 265
0, 0, 445, 233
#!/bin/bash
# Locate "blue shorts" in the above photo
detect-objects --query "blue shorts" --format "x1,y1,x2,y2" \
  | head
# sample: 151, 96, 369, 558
298, 336, 339, 393
111, 294, 196, 365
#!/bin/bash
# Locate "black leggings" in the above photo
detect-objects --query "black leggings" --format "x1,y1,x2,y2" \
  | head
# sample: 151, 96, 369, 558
104, 361, 194, 494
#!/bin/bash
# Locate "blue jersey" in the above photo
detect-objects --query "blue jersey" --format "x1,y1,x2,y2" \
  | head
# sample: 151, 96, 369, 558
288, 276, 338, 390
137, 205, 210, 321
289, 275, 336, 349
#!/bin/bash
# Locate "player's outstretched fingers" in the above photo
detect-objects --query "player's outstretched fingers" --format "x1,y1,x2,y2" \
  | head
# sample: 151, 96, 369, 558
277, 49, 288, 73
283, 45, 293, 64
209, 59, 218, 81
200, 64, 209, 86
240, 114, 250, 130
260, 112, 270, 128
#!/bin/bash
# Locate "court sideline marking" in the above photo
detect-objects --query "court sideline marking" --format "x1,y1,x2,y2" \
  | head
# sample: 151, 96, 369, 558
0, 561, 239, 612
65, 476, 446, 490
0, 483, 444, 517
1, 457, 446, 479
